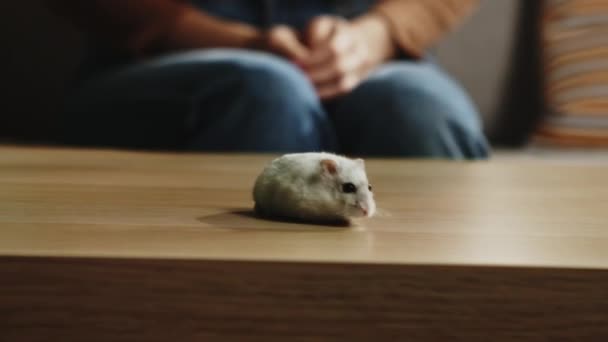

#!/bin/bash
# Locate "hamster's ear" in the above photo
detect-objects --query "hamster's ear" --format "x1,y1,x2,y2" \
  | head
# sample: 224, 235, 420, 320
320, 159, 338, 176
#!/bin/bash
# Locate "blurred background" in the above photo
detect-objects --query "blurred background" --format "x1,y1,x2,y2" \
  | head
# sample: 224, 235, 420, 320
0, 0, 552, 149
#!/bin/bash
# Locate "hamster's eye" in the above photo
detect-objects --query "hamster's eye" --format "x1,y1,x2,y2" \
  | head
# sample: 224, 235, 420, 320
368, 185, 373, 192
342, 183, 357, 193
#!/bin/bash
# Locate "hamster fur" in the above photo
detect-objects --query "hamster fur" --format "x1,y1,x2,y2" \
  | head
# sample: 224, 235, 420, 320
253, 152, 376, 223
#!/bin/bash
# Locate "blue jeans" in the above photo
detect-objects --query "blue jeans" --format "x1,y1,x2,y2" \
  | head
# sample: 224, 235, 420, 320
60, 1, 490, 159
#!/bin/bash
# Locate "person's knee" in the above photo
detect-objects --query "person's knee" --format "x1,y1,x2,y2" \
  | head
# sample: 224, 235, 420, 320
215, 51, 319, 111
343, 63, 489, 158
153, 49, 321, 114
380, 77, 473, 139
236, 53, 333, 149
186, 50, 336, 152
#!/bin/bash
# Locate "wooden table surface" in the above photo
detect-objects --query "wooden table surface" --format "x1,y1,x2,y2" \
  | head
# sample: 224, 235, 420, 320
1, 145, 608, 341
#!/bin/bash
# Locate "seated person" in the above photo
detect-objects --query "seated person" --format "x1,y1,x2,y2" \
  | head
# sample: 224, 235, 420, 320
47, 0, 490, 159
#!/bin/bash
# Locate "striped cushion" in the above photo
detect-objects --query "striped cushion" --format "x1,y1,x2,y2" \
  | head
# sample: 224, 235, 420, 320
536, 0, 608, 147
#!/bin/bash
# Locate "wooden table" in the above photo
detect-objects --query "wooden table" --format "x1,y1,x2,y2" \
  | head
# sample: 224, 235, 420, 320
1, 146, 607, 341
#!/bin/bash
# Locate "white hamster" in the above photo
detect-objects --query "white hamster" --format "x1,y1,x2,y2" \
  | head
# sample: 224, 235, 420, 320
253, 152, 376, 223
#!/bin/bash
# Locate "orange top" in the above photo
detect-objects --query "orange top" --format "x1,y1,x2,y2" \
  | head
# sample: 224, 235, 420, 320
373, 0, 479, 58
46, 0, 478, 59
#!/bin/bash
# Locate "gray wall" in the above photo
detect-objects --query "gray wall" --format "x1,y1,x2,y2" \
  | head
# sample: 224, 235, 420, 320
436, 0, 520, 133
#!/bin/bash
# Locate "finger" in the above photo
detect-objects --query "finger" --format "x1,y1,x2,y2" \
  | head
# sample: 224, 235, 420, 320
305, 26, 353, 68
316, 74, 361, 100
267, 26, 309, 61
307, 45, 361, 84
306, 16, 337, 48
268, 27, 309, 60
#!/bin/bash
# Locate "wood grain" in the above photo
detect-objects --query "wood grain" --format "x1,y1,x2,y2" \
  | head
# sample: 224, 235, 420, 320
1, 145, 608, 340
2, 257, 608, 341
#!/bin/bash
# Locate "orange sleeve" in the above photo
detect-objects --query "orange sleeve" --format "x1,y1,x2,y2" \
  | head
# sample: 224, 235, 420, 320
372, 0, 480, 58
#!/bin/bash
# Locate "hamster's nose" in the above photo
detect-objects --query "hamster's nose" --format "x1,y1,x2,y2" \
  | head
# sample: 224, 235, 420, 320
360, 206, 368, 216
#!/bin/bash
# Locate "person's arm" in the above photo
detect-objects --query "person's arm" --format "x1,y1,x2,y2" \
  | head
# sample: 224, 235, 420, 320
371, 0, 480, 59
45, 0, 261, 58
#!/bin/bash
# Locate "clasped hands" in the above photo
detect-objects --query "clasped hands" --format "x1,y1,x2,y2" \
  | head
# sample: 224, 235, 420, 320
257, 15, 395, 100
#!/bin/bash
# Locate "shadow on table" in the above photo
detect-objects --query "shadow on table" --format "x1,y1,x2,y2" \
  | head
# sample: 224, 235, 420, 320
197, 209, 353, 231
